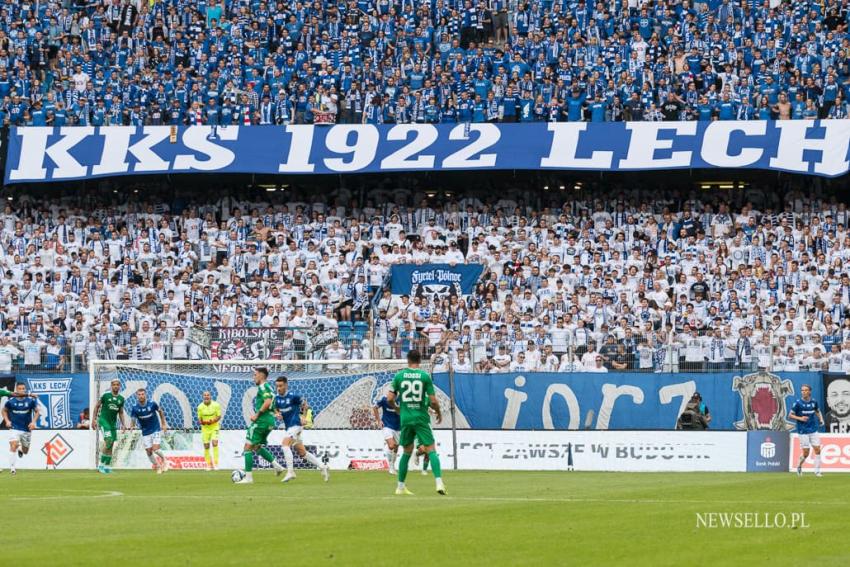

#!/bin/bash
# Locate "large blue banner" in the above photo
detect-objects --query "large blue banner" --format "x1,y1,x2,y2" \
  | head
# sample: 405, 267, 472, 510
41, 368, 825, 431
19, 373, 89, 429
390, 263, 483, 297
6, 121, 850, 183
434, 370, 822, 431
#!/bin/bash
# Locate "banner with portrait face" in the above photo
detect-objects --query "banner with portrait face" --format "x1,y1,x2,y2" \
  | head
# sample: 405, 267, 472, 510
822, 374, 850, 434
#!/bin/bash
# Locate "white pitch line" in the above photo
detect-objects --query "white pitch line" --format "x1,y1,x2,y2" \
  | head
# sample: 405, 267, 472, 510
71, 494, 841, 506
10, 490, 124, 501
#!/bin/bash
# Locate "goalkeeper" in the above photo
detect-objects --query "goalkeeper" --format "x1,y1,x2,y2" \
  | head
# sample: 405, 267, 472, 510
197, 391, 222, 471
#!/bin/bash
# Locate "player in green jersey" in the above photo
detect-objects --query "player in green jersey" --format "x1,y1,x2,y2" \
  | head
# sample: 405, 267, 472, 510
92, 379, 126, 474
235, 367, 286, 484
388, 350, 446, 495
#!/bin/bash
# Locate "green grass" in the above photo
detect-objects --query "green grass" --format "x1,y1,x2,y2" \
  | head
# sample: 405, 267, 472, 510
2, 469, 849, 566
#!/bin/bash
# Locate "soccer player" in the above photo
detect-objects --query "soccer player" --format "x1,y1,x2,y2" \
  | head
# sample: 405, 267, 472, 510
129, 388, 169, 474
373, 393, 400, 474
198, 391, 223, 470
387, 350, 446, 495
92, 378, 126, 474
235, 367, 286, 484
789, 383, 826, 477
274, 375, 329, 482
2, 383, 39, 475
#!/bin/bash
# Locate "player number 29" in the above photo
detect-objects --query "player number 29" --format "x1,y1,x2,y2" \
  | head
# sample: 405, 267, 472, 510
400, 381, 423, 403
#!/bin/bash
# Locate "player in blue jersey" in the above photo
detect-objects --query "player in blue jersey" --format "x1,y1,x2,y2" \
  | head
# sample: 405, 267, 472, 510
373, 394, 401, 474
274, 376, 329, 483
2, 383, 40, 475
789, 384, 825, 477
129, 389, 170, 474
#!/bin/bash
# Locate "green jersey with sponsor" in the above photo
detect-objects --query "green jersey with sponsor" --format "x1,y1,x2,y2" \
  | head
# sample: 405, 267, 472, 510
254, 382, 275, 426
391, 367, 435, 425
98, 392, 125, 427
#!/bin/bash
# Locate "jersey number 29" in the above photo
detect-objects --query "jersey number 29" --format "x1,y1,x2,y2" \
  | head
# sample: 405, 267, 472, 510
400, 380, 424, 403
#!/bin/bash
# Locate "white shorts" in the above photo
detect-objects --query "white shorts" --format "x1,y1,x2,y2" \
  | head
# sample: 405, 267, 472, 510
382, 427, 400, 443
142, 432, 162, 449
282, 425, 303, 444
799, 433, 821, 449
10, 430, 31, 449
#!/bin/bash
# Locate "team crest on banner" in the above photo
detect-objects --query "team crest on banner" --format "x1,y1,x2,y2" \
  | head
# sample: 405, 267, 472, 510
391, 264, 483, 301
27, 377, 72, 428
732, 371, 795, 431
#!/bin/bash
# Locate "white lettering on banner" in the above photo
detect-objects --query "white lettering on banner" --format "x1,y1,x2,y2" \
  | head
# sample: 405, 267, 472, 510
323, 124, 380, 171
769, 120, 850, 176
542, 383, 580, 430
410, 269, 463, 285
278, 125, 316, 172
93, 126, 170, 175
618, 122, 697, 169
173, 126, 239, 170
595, 384, 645, 430
10, 126, 93, 180
502, 376, 528, 429
442, 123, 499, 168
380, 124, 438, 169
700, 121, 767, 167
659, 381, 697, 423
790, 434, 850, 471
540, 122, 614, 168
501, 379, 696, 430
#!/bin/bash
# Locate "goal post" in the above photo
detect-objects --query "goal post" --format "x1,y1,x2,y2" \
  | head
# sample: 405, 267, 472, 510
88, 359, 454, 470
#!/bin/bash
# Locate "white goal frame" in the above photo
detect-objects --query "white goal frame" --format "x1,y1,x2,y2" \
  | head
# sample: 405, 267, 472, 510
88, 358, 417, 468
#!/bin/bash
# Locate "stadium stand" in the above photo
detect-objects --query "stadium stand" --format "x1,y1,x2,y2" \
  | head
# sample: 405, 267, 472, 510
1, 180, 850, 375
1, 0, 848, 126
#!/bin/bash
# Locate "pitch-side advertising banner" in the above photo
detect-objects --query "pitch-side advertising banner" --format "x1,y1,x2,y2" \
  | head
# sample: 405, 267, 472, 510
6, 121, 850, 183
5, 430, 91, 469
790, 434, 850, 473
90, 429, 745, 472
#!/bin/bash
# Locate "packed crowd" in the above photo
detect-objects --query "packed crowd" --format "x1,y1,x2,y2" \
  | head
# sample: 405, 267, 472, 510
1, 183, 850, 375
1, 0, 849, 127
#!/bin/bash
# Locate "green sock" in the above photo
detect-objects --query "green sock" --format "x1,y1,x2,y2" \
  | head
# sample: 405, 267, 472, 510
397, 452, 411, 482
428, 451, 442, 479
422, 453, 430, 471
257, 447, 276, 464
102, 454, 112, 466
244, 451, 254, 472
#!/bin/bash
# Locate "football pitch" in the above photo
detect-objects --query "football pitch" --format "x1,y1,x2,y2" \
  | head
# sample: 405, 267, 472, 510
2, 470, 849, 566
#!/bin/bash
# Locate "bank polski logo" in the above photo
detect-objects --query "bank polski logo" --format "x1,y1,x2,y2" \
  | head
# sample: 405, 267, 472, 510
760, 437, 776, 458
27, 377, 73, 428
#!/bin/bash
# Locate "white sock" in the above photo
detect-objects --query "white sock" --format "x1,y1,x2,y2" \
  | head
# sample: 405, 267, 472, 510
283, 445, 295, 472
148, 452, 158, 465
814, 455, 821, 473
245, 471, 253, 480
397, 481, 405, 489
303, 451, 323, 468
390, 450, 397, 469
798, 455, 806, 467
9, 451, 17, 468
155, 449, 165, 460
385, 448, 395, 467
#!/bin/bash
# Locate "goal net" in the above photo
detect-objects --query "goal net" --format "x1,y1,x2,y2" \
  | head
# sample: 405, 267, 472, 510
89, 359, 446, 470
